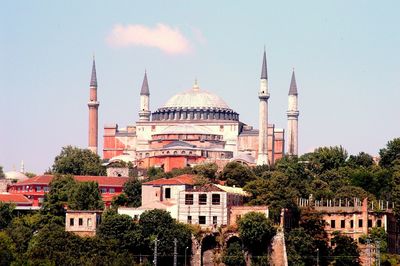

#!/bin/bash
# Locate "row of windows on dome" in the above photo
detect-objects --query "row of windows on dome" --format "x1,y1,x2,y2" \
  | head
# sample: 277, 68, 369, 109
151, 109, 239, 121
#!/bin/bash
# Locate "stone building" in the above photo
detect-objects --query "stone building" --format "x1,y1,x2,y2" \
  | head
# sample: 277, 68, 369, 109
88, 51, 300, 172
65, 210, 103, 237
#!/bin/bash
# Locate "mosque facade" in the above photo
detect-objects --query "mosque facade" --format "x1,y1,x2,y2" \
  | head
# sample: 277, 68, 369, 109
89, 51, 300, 172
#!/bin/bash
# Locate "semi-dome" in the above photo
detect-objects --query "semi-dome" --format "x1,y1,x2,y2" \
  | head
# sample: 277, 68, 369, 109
152, 82, 239, 122
5, 171, 28, 181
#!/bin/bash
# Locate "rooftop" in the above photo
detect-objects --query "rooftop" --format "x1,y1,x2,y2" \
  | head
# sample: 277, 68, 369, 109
143, 174, 195, 186
13, 175, 128, 187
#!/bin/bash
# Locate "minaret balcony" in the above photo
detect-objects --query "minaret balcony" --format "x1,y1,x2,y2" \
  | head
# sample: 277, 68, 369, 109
258, 93, 270, 100
88, 101, 99, 107
286, 110, 299, 117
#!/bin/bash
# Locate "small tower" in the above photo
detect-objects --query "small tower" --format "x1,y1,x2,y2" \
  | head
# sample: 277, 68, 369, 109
88, 58, 99, 154
139, 71, 151, 122
257, 50, 270, 165
287, 70, 299, 155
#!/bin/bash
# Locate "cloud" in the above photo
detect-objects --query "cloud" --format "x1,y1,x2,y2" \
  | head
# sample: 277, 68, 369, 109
107, 23, 192, 55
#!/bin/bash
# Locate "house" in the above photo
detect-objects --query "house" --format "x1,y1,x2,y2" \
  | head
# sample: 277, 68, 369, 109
65, 210, 103, 237
0, 193, 36, 210
7, 175, 128, 207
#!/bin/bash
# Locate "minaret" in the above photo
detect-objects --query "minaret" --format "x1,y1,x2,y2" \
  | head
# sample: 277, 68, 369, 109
139, 71, 151, 121
88, 58, 99, 154
287, 69, 299, 155
257, 50, 270, 165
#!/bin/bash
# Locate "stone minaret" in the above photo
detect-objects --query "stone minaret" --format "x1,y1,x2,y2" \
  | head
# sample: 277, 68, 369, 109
88, 58, 99, 154
139, 71, 151, 121
257, 50, 270, 165
287, 70, 299, 155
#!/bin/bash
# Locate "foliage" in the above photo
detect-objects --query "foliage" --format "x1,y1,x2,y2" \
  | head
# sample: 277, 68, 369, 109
379, 138, 400, 168
193, 163, 218, 180
347, 152, 374, 168
286, 228, 316, 266
41, 174, 76, 216
301, 146, 348, 174
220, 162, 256, 187
0, 231, 16, 265
147, 166, 164, 178
52, 145, 106, 176
222, 242, 246, 266
113, 178, 142, 207
0, 165, 4, 178
0, 203, 14, 230
238, 212, 276, 255
331, 232, 360, 266
68, 181, 104, 210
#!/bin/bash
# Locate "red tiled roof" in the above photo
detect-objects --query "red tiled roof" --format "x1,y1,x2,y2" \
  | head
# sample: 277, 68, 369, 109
143, 174, 195, 186
0, 193, 32, 204
13, 175, 128, 187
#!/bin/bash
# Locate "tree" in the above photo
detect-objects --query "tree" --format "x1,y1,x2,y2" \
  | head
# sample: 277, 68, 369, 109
97, 213, 141, 252
0, 231, 15, 265
52, 145, 106, 176
68, 181, 104, 210
42, 174, 76, 216
0, 203, 14, 230
301, 146, 348, 174
285, 228, 316, 266
331, 232, 360, 266
238, 212, 276, 255
379, 138, 400, 168
220, 162, 255, 187
347, 152, 374, 168
0, 165, 5, 178
112, 178, 142, 207
193, 163, 218, 180
222, 242, 246, 266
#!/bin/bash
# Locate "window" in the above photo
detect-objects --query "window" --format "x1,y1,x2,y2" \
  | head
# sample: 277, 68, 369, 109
109, 188, 115, 193
199, 216, 206, 225
331, 220, 336, 229
165, 188, 171, 199
341, 220, 345, 228
79, 218, 83, 226
44, 186, 49, 192
36, 186, 42, 192
358, 219, 363, 228
38, 197, 44, 203
185, 194, 194, 205
187, 216, 192, 224
70, 218, 74, 226
101, 188, 107, 193
368, 219, 373, 228
213, 216, 218, 225
377, 220, 382, 227
87, 218, 92, 227
199, 194, 207, 205
212, 194, 221, 205
350, 220, 354, 228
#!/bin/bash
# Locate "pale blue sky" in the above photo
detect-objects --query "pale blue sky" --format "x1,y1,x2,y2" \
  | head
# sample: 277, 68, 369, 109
1, 1, 399, 173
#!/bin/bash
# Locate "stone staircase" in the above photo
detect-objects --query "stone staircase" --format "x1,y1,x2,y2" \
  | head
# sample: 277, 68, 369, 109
269, 230, 288, 266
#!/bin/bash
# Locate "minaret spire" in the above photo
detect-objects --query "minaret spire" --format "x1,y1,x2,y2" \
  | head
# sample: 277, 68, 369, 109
257, 49, 270, 166
88, 57, 100, 154
139, 70, 151, 121
287, 69, 300, 155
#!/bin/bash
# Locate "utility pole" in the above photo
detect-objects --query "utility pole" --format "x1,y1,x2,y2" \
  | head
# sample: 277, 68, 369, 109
376, 241, 381, 266
173, 238, 178, 266
185, 246, 189, 266
316, 248, 319, 266
153, 237, 159, 266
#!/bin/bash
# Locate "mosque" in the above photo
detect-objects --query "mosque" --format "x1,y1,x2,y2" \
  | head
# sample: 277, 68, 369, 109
88, 51, 300, 172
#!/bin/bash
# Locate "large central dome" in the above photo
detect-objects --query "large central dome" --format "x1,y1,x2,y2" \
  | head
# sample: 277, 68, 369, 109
163, 83, 230, 109
152, 82, 239, 122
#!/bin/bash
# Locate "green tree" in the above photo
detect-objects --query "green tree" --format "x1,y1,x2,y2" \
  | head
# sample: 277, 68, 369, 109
193, 163, 218, 180
41, 174, 76, 216
97, 213, 141, 252
0, 165, 5, 178
220, 162, 256, 187
379, 138, 400, 168
238, 212, 276, 255
68, 181, 104, 210
331, 232, 360, 266
302, 146, 348, 174
0, 231, 16, 266
222, 241, 246, 266
347, 152, 374, 168
0, 202, 14, 230
286, 228, 316, 266
112, 178, 142, 207
52, 145, 106, 176
392, 171, 400, 220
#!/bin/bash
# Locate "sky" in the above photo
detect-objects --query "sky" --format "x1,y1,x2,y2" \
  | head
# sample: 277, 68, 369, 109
0, 1, 399, 174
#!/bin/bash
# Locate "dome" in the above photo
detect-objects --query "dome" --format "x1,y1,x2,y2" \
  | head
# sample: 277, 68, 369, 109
152, 82, 239, 122
163, 84, 230, 109
5, 171, 28, 181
